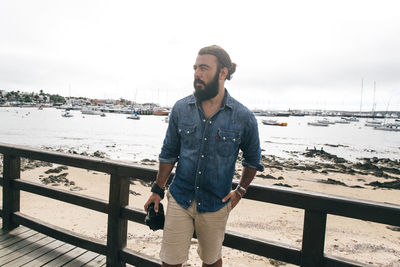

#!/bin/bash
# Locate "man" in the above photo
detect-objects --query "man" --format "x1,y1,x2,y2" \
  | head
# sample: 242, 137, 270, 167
144, 45, 264, 267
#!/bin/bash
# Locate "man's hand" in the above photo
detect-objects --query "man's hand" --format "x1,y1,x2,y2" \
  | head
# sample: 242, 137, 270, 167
144, 162, 175, 213
144, 193, 162, 213
222, 166, 257, 209
222, 190, 242, 209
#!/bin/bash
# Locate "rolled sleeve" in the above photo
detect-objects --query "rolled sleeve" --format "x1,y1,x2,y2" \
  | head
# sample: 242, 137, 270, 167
159, 156, 178, 164
240, 114, 264, 172
158, 105, 180, 164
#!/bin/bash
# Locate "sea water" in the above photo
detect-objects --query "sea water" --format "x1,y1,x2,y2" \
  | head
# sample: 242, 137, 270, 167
0, 107, 399, 163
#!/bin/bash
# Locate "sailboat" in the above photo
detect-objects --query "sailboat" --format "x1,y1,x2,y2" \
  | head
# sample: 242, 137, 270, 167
334, 118, 350, 124
127, 110, 140, 120
365, 81, 382, 127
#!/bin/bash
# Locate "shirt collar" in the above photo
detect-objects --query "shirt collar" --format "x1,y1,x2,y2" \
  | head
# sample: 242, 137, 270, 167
188, 89, 233, 110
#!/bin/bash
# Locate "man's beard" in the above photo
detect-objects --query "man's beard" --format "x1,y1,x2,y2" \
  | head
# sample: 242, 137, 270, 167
193, 70, 220, 101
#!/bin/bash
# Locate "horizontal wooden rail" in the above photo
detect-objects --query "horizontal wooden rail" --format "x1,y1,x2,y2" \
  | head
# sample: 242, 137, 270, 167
13, 179, 109, 214
121, 206, 147, 224
0, 142, 172, 181
233, 181, 400, 227
224, 230, 301, 265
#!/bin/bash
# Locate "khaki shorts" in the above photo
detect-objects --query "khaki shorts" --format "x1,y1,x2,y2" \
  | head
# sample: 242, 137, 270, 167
159, 191, 232, 265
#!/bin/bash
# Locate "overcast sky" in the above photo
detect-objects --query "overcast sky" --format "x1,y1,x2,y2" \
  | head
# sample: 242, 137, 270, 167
1, 0, 399, 111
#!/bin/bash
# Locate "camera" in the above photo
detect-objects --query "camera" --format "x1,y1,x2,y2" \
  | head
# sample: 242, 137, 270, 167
145, 202, 165, 231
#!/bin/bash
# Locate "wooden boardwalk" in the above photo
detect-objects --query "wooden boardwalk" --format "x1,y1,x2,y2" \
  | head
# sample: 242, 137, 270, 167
0, 224, 108, 267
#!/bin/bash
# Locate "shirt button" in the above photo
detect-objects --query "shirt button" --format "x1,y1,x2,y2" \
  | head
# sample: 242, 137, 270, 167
204, 137, 207, 141
198, 202, 201, 206
209, 121, 212, 124
186, 130, 190, 134
198, 171, 202, 174
223, 137, 226, 140
196, 186, 199, 189
201, 154, 205, 158
203, 119, 206, 122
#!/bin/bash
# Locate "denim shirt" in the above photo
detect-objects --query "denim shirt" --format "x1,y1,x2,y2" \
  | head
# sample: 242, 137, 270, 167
159, 90, 264, 213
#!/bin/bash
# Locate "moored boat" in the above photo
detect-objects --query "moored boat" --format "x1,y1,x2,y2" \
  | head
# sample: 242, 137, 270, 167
334, 118, 350, 124
262, 119, 287, 126
365, 120, 382, 127
317, 118, 335, 125
374, 124, 400, 132
308, 121, 329, 127
274, 111, 291, 117
61, 111, 73, 117
127, 113, 140, 120
343, 116, 359, 122
153, 108, 169, 116
291, 112, 305, 117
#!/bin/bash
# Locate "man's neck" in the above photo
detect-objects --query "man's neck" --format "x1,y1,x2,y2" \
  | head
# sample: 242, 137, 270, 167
201, 87, 225, 119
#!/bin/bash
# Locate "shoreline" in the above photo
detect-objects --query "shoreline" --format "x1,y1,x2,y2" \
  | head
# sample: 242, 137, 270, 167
0, 148, 400, 266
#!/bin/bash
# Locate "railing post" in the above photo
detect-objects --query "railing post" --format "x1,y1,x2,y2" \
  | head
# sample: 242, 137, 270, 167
2, 155, 21, 230
106, 170, 129, 267
300, 209, 327, 267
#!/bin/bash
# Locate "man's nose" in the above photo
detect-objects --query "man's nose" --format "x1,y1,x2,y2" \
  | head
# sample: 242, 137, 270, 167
194, 69, 201, 79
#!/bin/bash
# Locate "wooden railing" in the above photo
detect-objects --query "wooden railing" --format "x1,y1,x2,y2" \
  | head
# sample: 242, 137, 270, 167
1, 143, 399, 267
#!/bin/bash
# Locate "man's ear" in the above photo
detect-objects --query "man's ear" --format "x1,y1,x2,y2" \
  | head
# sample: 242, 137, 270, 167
219, 67, 228, 80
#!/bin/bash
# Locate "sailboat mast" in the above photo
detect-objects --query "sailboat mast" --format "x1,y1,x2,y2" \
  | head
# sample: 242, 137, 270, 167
68, 84, 71, 106
359, 78, 363, 117
372, 81, 376, 118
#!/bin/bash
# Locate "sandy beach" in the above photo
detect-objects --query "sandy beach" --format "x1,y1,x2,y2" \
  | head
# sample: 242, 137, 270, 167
1, 153, 400, 266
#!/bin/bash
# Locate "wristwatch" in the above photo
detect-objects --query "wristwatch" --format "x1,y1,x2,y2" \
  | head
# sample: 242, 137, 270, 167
236, 185, 247, 197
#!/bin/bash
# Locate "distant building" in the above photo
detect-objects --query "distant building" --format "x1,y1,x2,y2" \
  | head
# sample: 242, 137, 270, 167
92, 99, 106, 105
69, 98, 87, 106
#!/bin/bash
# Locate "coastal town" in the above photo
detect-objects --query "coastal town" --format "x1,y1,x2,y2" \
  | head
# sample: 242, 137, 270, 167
0, 89, 169, 115
1, 89, 399, 119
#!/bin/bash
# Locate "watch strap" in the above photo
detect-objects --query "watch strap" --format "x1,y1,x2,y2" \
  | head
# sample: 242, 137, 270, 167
151, 183, 165, 199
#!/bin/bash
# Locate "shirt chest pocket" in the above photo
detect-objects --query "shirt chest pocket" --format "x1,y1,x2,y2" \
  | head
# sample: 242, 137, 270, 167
178, 125, 197, 150
216, 129, 241, 157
